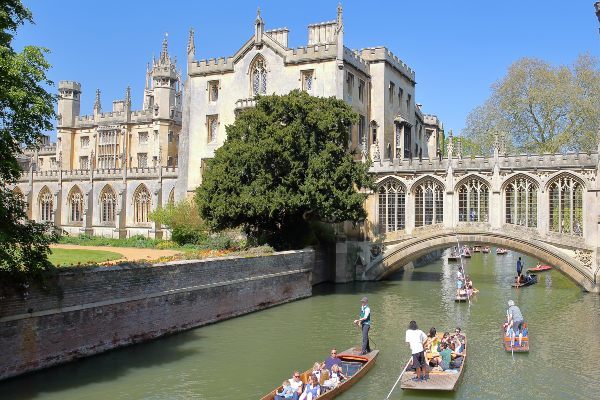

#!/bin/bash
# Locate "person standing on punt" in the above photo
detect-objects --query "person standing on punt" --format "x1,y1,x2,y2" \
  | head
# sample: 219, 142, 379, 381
507, 300, 525, 348
405, 320, 428, 382
516, 257, 523, 276
353, 296, 371, 355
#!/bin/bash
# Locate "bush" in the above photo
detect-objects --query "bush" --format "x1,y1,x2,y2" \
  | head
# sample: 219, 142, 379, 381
150, 200, 207, 245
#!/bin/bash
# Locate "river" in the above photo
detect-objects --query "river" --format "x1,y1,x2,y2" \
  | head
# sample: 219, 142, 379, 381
1, 248, 599, 399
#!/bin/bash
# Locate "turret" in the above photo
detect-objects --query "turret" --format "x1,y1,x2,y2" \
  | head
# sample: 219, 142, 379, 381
57, 81, 81, 127
150, 35, 180, 120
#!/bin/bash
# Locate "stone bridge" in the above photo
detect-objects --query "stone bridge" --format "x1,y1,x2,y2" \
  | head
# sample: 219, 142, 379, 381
347, 139, 600, 292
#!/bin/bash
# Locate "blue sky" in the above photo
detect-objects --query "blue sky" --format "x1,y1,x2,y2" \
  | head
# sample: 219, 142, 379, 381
13, 0, 600, 139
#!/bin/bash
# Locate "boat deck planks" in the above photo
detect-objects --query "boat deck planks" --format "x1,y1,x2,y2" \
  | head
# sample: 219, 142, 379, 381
400, 334, 466, 391
260, 347, 379, 400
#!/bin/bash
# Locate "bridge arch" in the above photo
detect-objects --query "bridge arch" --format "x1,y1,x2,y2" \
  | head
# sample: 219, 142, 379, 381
363, 230, 597, 292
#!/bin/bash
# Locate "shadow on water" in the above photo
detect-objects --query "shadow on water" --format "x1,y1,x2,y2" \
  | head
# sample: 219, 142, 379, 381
0, 329, 204, 400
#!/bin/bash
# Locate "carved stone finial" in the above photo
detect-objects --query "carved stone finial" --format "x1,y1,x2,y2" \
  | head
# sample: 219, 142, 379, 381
125, 86, 131, 107
456, 137, 462, 159
500, 133, 507, 155
447, 130, 454, 157
493, 131, 499, 151
187, 28, 195, 56
256, 7, 263, 23
373, 138, 381, 162
93, 89, 101, 113
159, 33, 169, 64
337, 2, 343, 28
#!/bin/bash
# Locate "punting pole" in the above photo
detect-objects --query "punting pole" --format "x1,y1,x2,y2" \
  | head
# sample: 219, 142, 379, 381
384, 361, 409, 400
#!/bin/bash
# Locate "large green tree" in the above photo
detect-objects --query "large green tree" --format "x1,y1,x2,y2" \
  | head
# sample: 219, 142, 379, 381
196, 90, 373, 249
0, 1, 59, 283
463, 54, 600, 154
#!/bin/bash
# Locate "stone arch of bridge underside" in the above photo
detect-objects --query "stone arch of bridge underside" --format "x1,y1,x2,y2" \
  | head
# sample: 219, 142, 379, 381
364, 231, 597, 292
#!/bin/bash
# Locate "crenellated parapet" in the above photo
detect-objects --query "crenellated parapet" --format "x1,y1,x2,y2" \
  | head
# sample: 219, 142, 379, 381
359, 47, 416, 83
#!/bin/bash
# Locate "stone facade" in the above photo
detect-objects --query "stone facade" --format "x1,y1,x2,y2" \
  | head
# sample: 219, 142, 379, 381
0, 250, 314, 380
176, 6, 444, 197
15, 39, 182, 238
14, 6, 443, 239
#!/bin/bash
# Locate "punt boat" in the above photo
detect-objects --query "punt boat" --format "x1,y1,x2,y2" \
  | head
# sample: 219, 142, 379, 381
481, 246, 490, 253
496, 248, 508, 255
260, 347, 379, 400
455, 288, 479, 302
503, 325, 529, 352
399, 334, 467, 391
472, 246, 481, 252
527, 265, 551, 273
511, 274, 537, 288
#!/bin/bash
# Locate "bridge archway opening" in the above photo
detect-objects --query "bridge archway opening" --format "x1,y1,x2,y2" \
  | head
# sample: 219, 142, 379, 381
369, 232, 596, 292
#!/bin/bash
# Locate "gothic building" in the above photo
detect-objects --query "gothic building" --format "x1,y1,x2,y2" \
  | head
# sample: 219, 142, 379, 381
13, 6, 444, 238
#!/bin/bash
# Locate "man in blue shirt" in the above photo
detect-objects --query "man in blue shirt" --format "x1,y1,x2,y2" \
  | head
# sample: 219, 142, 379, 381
353, 297, 371, 355
321, 348, 342, 371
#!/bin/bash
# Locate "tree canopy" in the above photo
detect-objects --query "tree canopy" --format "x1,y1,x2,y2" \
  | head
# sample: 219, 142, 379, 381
463, 54, 600, 154
195, 90, 373, 249
0, 1, 59, 284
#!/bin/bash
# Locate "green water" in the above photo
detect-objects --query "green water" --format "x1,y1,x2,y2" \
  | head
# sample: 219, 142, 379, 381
1, 248, 600, 399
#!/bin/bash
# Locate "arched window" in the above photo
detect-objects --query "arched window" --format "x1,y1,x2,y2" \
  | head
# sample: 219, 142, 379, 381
414, 179, 443, 227
99, 185, 116, 224
458, 177, 489, 222
548, 175, 583, 236
39, 186, 53, 222
505, 176, 538, 227
168, 188, 175, 205
133, 184, 151, 224
250, 56, 267, 96
378, 180, 405, 233
68, 186, 84, 223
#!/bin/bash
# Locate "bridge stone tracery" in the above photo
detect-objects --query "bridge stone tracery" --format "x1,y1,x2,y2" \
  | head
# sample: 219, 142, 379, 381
357, 147, 600, 292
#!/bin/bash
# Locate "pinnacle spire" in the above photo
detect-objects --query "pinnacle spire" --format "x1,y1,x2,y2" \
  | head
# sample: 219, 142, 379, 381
159, 33, 170, 64
93, 89, 101, 113
337, 2, 343, 28
187, 27, 195, 56
125, 86, 131, 107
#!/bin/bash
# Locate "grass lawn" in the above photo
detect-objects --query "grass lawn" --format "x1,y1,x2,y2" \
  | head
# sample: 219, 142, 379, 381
49, 248, 123, 267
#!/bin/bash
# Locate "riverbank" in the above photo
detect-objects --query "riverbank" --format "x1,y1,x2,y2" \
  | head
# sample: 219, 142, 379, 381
0, 250, 315, 381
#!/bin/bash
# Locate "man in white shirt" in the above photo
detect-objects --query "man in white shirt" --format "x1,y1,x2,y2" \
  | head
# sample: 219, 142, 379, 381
405, 320, 428, 382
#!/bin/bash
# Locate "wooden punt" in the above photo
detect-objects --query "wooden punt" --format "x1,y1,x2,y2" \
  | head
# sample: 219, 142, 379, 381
400, 334, 467, 391
503, 326, 529, 352
481, 246, 490, 253
472, 246, 481, 252
259, 347, 379, 400
462, 251, 472, 258
447, 255, 460, 262
527, 265, 551, 272
496, 248, 508, 255
455, 288, 479, 302
511, 274, 537, 288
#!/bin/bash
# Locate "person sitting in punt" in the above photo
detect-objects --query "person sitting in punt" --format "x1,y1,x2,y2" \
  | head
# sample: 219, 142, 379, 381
288, 371, 304, 400
441, 331, 452, 348
438, 342, 453, 371
275, 380, 297, 400
322, 364, 347, 390
321, 348, 342, 372
451, 328, 465, 352
425, 327, 442, 366
299, 374, 321, 400
310, 362, 323, 382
